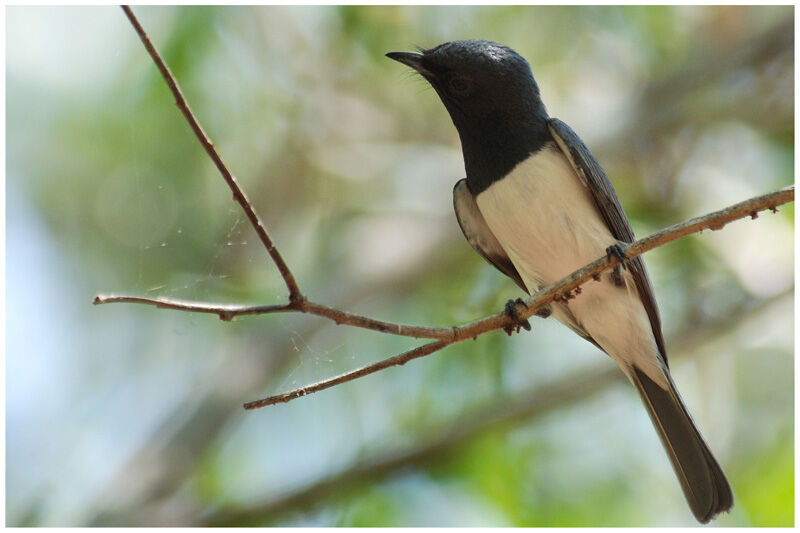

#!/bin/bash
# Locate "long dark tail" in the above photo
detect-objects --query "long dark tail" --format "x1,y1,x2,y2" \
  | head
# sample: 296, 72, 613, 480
630, 366, 733, 523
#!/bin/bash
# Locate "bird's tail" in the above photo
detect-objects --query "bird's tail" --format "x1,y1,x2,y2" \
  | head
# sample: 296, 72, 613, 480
629, 365, 733, 523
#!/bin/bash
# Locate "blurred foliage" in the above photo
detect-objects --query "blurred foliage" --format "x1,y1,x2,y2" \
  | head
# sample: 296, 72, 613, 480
6, 5, 793, 527
733, 429, 794, 526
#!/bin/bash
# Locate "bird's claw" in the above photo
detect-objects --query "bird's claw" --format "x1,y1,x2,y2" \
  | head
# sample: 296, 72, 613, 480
606, 244, 629, 287
503, 298, 532, 336
606, 243, 629, 263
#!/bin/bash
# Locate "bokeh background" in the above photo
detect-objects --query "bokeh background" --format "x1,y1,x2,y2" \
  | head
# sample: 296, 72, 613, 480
6, 5, 794, 526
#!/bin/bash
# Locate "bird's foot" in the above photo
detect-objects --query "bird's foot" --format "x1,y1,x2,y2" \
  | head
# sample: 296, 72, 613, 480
606, 243, 629, 263
606, 243, 629, 287
503, 298, 532, 336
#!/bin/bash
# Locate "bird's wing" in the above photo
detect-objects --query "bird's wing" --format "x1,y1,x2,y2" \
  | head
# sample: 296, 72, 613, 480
453, 178, 528, 293
548, 118, 667, 362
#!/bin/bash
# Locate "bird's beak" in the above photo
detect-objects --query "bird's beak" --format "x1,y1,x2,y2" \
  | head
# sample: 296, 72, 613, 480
385, 51, 432, 77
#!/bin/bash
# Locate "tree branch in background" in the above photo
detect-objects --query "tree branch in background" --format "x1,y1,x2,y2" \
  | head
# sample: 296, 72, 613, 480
201, 289, 791, 526
104, 6, 795, 412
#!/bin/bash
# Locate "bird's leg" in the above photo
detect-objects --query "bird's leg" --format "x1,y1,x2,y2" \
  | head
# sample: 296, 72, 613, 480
606, 243, 629, 287
503, 297, 532, 335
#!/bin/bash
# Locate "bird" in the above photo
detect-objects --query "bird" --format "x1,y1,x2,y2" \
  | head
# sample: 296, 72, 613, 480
387, 40, 733, 523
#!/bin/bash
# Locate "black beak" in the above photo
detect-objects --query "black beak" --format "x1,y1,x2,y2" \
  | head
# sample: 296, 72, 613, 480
386, 51, 431, 76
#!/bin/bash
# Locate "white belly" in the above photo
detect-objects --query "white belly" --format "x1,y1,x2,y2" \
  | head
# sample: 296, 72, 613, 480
474, 144, 665, 385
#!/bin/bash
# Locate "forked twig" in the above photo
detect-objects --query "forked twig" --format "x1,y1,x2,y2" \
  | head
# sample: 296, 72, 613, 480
120, 5, 301, 302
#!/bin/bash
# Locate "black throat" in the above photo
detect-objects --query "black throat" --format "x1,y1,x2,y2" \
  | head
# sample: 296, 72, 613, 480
458, 107, 551, 195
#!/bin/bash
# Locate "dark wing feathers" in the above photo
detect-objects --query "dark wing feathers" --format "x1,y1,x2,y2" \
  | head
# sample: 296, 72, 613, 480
548, 118, 668, 363
453, 179, 528, 293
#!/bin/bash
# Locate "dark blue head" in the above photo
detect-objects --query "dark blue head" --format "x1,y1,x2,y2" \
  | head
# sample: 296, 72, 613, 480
388, 40, 551, 192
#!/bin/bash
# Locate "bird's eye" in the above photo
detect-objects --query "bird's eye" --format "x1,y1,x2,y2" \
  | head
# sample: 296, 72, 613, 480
448, 76, 471, 95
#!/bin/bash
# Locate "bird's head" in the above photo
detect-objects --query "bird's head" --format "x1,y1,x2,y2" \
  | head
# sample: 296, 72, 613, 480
388, 40, 551, 190
386, 40, 547, 133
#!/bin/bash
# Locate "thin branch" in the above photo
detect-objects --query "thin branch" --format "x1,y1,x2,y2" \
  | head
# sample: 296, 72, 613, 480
244, 340, 449, 409
243, 185, 793, 409
120, 5, 302, 302
93, 294, 459, 340
93, 294, 293, 321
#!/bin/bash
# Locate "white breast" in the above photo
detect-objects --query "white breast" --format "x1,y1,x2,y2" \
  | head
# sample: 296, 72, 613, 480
476, 145, 613, 284
475, 144, 665, 386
